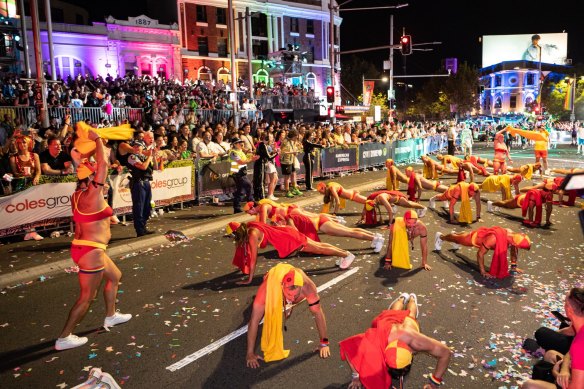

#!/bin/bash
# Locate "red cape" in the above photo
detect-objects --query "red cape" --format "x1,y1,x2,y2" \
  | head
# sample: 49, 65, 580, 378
288, 214, 320, 242
476, 227, 510, 278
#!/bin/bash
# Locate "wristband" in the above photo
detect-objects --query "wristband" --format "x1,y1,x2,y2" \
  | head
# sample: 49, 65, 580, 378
351, 372, 359, 379
429, 374, 443, 386
385, 258, 392, 263
320, 338, 329, 346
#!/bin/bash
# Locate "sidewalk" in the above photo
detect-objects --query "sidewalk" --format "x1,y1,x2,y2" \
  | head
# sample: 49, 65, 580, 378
0, 170, 388, 289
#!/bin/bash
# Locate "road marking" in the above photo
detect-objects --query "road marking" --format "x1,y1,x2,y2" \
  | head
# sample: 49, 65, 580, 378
166, 266, 361, 372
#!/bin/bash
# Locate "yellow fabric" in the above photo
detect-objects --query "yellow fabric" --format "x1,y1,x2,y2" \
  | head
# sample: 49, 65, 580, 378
74, 121, 134, 155
391, 217, 412, 270
443, 155, 462, 169
71, 239, 107, 250
327, 182, 346, 210
506, 126, 548, 149
422, 163, 437, 180
521, 164, 534, 180
386, 169, 399, 190
458, 182, 473, 224
261, 263, 296, 362
480, 175, 511, 199
321, 203, 330, 213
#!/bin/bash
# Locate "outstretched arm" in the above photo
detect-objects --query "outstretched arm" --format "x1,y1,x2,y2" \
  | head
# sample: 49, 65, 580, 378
245, 294, 266, 368
419, 234, 430, 270
404, 330, 452, 387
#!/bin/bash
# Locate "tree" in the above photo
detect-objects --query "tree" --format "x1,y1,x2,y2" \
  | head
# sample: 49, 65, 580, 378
357, 92, 389, 120
340, 55, 383, 104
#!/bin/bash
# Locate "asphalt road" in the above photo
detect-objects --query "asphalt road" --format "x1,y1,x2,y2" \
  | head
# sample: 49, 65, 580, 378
0, 144, 583, 389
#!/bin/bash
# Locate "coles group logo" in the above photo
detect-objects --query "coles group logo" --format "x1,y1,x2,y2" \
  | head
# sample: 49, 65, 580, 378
5, 195, 71, 213
151, 177, 188, 190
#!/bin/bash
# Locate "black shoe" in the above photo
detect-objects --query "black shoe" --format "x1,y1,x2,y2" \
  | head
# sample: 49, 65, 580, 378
137, 230, 155, 237
233, 210, 243, 214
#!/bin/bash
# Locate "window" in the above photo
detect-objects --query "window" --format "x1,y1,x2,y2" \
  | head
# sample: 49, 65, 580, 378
253, 69, 269, 85
494, 75, 502, 87
198, 66, 212, 81
51, 7, 64, 23
526, 73, 535, 85
217, 67, 230, 84
252, 40, 268, 59
306, 20, 314, 35
198, 37, 209, 56
290, 18, 299, 33
216, 8, 227, 25
306, 72, 316, 90
251, 13, 267, 37
510, 95, 517, 109
196, 5, 207, 22
217, 38, 228, 57
494, 96, 502, 109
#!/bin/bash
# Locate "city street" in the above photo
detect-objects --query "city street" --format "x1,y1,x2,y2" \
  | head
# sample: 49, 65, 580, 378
0, 144, 583, 389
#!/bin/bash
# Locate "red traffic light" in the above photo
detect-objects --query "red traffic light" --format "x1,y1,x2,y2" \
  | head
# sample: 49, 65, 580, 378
326, 86, 335, 103
534, 105, 540, 114
400, 35, 412, 55
401, 36, 409, 44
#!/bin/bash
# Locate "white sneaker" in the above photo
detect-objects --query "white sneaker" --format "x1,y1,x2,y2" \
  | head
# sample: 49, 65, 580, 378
55, 334, 88, 351
374, 237, 385, 253
392, 205, 398, 214
434, 232, 443, 251
418, 207, 427, 218
339, 253, 356, 269
98, 372, 122, 389
443, 201, 449, 208
487, 200, 493, 212
267, 195, 279, 201
429, 198, 436, 209
494, 206, 500, 213
371, 233, 383, 248
104, 312, 132, 330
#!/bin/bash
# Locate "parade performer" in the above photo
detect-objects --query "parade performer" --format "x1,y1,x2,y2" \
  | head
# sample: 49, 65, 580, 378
283, 211, 384, 252
507, 162, 542, 180
385, 158, 408, 190
317, 181, 367, 214
464, 154, 492, 177
435, 227, 531, 278
429, 182, 482, 224
492, 128, 513, 175
340, 293, 452, 389
506, 124, 550, 175
383, 210, 431, 271
361, 190, 427, 226
226, 221, 356, 285
521, 177, 576, 207
436, 153, 478, 182
55, 129, 131, 351
480, 174, 522, 201
491, 186, 554, 227
244, 263, 330, 368
405, 167, 448, 201
421, 155, 456, 180
244, 200, 346, 225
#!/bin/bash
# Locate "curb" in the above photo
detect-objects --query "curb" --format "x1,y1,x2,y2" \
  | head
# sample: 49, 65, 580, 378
0, 178, 386, 289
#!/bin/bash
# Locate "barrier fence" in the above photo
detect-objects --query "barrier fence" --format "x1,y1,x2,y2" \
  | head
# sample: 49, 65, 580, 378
0, 135, 446, 238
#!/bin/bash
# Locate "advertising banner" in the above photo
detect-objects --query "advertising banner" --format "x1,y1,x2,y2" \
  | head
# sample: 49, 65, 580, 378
198, 160, 235, 197
0, 182, 76, 236
321, 147, 358, 173
358, 142, 389, 169
112, 166, 194, 213
394, 139, 415, 164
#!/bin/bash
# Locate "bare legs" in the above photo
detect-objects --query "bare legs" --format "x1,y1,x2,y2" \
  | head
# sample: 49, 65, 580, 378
320, 222, 375, 241
304, 238, 350, 258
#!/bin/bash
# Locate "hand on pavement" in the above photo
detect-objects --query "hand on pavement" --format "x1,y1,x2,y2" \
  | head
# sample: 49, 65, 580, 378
245, 353, 263, 368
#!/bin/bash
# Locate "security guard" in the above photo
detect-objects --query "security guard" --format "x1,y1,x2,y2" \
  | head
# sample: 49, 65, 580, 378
127, 139, 154, 236
229, 137, 258, 213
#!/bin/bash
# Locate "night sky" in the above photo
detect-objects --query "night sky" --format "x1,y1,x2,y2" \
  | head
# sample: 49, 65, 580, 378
72, 0, 583, 76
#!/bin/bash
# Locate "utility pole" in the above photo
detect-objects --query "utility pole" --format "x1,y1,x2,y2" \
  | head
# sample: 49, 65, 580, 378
329, 1, 336, 122
17, 0, 31, 77
227, 0, 239, 127
388, 14, 394, 110
29, 0, 49, 127
43, 0, 56, 80
245, 7, 253, 98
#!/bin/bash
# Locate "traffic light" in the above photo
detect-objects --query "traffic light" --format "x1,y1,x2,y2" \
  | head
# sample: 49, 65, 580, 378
534, 105, 540, 114
326, 86, 335, 103
400, 35, 412, 55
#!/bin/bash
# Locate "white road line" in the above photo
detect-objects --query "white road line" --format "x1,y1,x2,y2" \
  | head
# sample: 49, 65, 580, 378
166, 266, 361, 372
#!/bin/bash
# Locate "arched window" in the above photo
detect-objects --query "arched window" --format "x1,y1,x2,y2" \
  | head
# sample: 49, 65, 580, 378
156, 59, 168, 79
217, 67, 230, 84
198, 66, 212, 81
253, 68, 269, 85
305, 72, 316, 91
52, 56, 92, 80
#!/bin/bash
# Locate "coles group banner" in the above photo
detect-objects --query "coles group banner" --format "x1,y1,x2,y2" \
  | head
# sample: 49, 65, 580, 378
320, 147, 358, 173
0, 182, 76, 236
111, 166, 194, 213
358, 142, 389, 169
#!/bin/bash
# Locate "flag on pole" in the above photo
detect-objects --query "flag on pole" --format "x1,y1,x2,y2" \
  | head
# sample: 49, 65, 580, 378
564, 79, 574, 111
362, 81, 375, 106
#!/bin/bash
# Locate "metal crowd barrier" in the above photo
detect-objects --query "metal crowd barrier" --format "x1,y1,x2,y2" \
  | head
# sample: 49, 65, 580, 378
0, 136, 446, 238
257, 94, 319, 110
0, 106, 145, 127
0, 106, 37, 127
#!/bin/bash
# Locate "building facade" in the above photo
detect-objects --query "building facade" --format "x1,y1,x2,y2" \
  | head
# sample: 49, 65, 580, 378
479, 60, 570, 115
15, 15, 181, 80
177, 0, 341, 98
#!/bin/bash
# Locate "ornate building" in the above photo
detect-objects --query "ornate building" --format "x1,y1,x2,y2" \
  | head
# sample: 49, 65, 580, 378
177, 0, 341, 98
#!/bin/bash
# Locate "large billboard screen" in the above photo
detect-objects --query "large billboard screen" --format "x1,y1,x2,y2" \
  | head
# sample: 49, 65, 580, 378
482, 33, 567, 68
